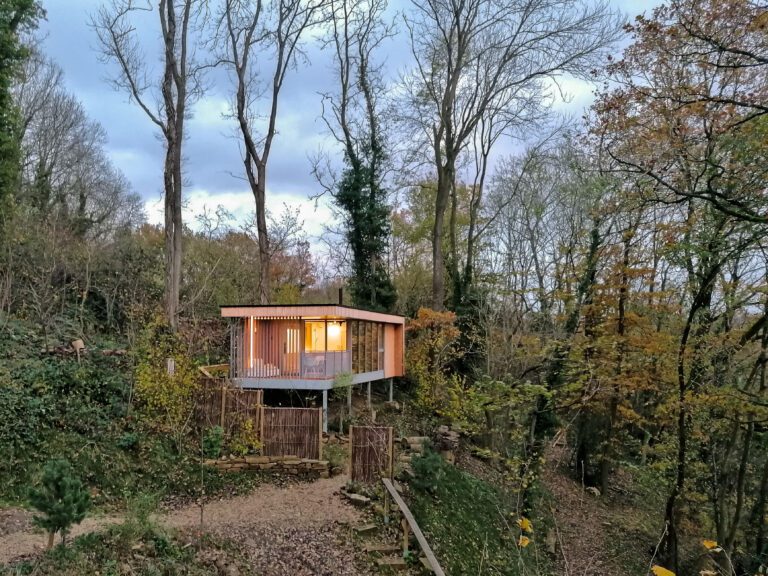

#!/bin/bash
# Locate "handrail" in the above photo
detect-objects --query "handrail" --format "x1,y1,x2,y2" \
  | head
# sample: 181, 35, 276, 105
199, 364, 229, 379
381, 477, 446, 576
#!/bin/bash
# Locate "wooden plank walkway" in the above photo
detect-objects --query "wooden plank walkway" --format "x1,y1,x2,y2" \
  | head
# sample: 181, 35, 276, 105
382, 478, 446, 576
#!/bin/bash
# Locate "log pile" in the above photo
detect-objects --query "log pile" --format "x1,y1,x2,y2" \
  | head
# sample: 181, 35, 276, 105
204, 455, 330, 478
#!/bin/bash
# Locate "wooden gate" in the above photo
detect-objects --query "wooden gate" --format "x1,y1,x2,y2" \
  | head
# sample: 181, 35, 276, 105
350, 426, 393, 483
261, 407, 322, 460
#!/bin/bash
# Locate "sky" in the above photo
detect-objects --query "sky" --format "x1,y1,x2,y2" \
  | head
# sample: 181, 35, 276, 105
37, 0, 662, 240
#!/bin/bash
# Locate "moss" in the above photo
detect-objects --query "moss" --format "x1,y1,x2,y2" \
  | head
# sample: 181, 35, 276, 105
408, 458, 552, 575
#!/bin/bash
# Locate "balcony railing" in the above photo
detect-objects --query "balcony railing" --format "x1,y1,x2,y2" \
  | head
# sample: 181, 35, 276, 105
232, 350, 351, 380
300, 351, 351, 379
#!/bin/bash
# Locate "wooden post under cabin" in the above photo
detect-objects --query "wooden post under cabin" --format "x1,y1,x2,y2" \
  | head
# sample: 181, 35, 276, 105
219, 383, 227, 429
347, 385, 352, 417
367, 382, 371, 408
388, 378, 393, 402
322, 389, 328, 434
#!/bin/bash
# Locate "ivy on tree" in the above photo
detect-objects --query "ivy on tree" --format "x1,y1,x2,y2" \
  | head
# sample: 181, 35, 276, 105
29, 459, 91, 548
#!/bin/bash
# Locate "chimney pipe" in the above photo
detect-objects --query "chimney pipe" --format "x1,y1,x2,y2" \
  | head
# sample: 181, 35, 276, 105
338, 287, 343, 305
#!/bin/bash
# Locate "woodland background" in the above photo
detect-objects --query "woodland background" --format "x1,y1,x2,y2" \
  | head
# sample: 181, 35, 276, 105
1, 0, 768, 575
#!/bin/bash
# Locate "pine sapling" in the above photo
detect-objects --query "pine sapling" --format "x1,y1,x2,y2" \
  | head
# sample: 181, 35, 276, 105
29, 459, 91, 548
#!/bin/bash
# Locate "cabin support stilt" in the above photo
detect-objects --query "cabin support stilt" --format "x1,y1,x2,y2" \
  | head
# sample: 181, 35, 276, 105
367, 382, 371, 408
322, 389, 328, 434
347, 385, 352, 417
388, 378, 393, 402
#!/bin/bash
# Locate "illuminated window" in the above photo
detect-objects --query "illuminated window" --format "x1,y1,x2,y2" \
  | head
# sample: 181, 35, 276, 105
304, 321, 326, 352
326, 321, 347, 351
303, 320, 348, 352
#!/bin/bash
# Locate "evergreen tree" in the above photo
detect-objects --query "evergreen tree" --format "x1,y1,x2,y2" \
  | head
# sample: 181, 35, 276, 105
29, 459, 91, 548
337, 149, 397, 312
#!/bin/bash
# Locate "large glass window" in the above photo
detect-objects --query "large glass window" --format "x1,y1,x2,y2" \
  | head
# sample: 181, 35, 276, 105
304, 321, 326, 352
304, 320, 347, 352
326, 321, 347, 351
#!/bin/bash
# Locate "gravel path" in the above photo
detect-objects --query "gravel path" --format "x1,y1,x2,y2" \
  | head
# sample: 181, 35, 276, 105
0, 475, 372, 573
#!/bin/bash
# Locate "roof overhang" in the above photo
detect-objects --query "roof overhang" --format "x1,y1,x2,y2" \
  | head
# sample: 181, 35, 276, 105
220, 304, 405, 325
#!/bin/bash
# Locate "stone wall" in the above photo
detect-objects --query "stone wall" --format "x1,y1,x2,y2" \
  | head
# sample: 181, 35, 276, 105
204, 455, 330, 478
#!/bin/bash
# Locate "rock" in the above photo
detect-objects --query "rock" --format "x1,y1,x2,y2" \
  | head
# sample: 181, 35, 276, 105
440, 450, 455, 464
353, 523, 378, 536
344, 492, 371, 506
245, 455, 271, 464
586, 486, 601, 497
546, 529, 557, 554
363, 543, 400, 554
376, 556, 407, 570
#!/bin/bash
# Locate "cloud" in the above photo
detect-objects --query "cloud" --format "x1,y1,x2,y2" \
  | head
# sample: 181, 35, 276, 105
144, 187, 334, 240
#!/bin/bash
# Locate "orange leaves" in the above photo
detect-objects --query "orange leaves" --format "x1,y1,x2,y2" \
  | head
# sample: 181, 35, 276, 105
517, 517, 533, 533
650, 566, 675, 576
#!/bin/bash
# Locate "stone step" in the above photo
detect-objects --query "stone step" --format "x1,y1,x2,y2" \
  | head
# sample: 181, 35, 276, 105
353, 523, 379, 536
363, 543, 401, 554
376, 556, 408, 571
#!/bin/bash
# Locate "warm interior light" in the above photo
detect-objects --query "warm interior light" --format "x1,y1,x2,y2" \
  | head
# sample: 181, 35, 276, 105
326, 321, 346, 351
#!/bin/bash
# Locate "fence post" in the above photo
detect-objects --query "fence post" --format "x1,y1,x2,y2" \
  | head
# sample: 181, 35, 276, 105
387, 427, 394, 479
349, 426, 354, 477
318, 407, 323, 460
259, 405, 265, 445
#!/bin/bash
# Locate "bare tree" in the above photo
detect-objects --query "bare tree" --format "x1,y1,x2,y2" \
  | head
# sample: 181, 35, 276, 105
213, 0, 323, 304
401, 0, 621, 310
92, 0, 207, 330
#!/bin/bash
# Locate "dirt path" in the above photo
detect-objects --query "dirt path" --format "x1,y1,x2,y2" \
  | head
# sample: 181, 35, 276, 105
0, 475, 363, 566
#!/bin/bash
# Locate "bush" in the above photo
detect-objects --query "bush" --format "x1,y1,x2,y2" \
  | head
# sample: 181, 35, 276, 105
202, 426, 224, 459
29, 459, 91, 548
116, 432, 139, 451
134, 320, 199, 450
228, 418, 261, 456
411, 445, 446, 492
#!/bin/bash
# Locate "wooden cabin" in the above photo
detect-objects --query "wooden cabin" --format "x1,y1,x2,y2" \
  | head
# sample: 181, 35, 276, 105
221, 304, 405, 430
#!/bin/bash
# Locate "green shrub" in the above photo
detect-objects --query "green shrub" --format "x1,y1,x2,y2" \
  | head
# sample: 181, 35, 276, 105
29, 459, 91, 548
202, 426, 224, 458
116, 432, 139, 451
411, 445, 446, 492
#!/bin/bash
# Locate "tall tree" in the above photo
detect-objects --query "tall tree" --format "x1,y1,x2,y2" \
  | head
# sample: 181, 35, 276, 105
0, 0, 41, 228
401, 0, 620, 310
214, 0, 322, 304
316, 0, 396, 311
93, 0, 206, 330
592, 0, 768, 570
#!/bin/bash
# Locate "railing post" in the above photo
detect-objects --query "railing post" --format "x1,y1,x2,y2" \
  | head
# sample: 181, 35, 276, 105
401, 518, 410, 554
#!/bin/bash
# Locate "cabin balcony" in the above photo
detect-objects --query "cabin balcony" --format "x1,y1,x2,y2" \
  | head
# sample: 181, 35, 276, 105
227, 312, 395, 390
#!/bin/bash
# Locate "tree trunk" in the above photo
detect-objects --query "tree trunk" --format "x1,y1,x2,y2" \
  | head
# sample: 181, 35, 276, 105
255, 162, 270, 304
431, 167, 451, 311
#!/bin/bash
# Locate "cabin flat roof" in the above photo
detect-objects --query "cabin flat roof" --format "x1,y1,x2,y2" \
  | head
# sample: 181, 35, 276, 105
220, 304, 405, 324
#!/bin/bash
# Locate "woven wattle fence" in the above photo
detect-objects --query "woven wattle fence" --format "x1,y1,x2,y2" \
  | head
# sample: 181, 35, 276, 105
260, 407, 322, 460
196, 380, 263, 438
350, 426, 393, 483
